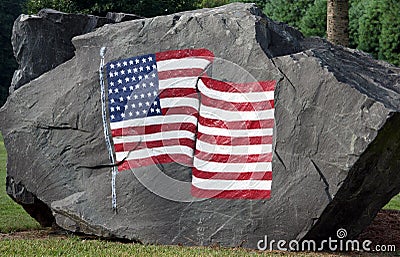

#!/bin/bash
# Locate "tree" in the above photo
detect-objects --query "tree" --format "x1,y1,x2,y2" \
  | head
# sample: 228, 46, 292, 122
299, 0, 327, 37
327, 0, 349, 46
264, 0, 313, 30
0, 0, 24, 107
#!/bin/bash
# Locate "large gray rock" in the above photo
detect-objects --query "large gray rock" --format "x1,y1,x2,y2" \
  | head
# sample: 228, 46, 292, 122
10, 9, 142, 93
1, 3, 400, 249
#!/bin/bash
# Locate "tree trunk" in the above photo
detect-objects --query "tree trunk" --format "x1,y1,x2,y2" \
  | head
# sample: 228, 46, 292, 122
327, 0, 349, 46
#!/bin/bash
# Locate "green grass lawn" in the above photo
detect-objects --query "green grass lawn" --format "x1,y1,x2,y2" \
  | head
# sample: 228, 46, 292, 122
0, 131, 398, 256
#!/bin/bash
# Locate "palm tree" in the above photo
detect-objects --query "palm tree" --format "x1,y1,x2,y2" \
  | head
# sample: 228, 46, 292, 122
327, 0, 349, 46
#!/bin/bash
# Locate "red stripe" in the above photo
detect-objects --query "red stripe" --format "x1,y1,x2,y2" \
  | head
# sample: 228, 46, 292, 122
191, 186, 271, 199
114, 138, 195, 152
111, 122, 196, 137
201, 94, 274, 111
199, 116, 274, 130
195, 150, 272, 163
159, 88, 197, 98
156, 49, 214, 62
192, 168, 272, 180
197, 132, 273, 145
158, 69, 205, 80
201, 77, 276, 93
118, 154, 193, 171
161, 106, 198, 116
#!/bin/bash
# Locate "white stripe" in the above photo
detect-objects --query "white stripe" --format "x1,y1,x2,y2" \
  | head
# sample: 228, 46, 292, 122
157, 58, 211, 72
110, 114, 197, 129
115, 145, 193, 161
112, 130, 195, 144
160, 97, 199, 110
198, 123, 273, 137
192, 176, 272, 190
198, 80, 274, 102
196, 140, 272, 155
159, 77, 198, 90
194, 158, 272, 172
200, 105, 274, 121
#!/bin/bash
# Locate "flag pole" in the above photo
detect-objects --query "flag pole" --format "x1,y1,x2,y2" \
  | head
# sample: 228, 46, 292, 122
99, 47, 118, 213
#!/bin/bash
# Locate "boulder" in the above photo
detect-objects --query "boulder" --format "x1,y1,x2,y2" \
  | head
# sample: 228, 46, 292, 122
10, 9, 142, 93
1, 3, 400, 249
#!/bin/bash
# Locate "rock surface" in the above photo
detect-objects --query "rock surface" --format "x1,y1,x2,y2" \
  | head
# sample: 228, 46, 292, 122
10, 9, 142, 93
1, 3, 400, 249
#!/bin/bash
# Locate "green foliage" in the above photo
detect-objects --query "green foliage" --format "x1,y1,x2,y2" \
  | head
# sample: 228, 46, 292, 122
378, 1, 400, 66
299, 0, 327, 37
198, 0, 230, 8
264, 0, 313, 29
0, 0, 24, 107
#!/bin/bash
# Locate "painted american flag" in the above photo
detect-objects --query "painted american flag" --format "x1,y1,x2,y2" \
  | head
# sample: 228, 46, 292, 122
191, 77, 275, 199
106, 49, 214, 171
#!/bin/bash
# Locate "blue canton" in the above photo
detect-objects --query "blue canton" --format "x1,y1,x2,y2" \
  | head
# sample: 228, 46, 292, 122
106, 54, 161, 123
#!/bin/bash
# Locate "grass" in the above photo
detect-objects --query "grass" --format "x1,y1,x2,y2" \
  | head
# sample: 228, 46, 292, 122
0, 133, 40, 233
0, 131, 398, 256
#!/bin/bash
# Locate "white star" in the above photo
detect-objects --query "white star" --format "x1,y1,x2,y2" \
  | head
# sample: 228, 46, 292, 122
135, 84, 140, 89
131, 103, 136, 109
125, 77, 130, 83
122, 86, 127, 91
129, 86, 134, 91
146, 66, 151, 71
114, 88, 119, 93
127, 69, 132, 74
147, 92, 152, 98
145, 101, 150, 106
123, 61, 128, 66
134, 94, 138, 99
138, 75, 142, 81
139, 66, 144, 72
135, 59, 140, 64
154, 101, 158, 105
110, 64, 115, 69
117, 62, 121, 67
136, 111, 140, 116
142, 83, 146, 88
120, 70, 125, 75
156, 108, 161, 113
116, 106, 121, 111
110, 99, 115, 103
118, 79, 122, 84
151, 73, 156, 78
129, 112, 133, 116
114, 71, 118, 77
121, 113, 125, 118
110, 107, 115, 112
110, 82, 114, 87
133, 68, 138, 73
108, 89, 113, 94
126, 96, 131, 100
150, 82, 154, 87
140, 94, 145, 98
150, 108, 154, 113
109, 72, 114, 78
142, 109, 147, 114
119, 97, 124, 102
153, 91, 157, 96
144, 74, 149, 79
131, 76, 136, 81
148, 56, 153, 61
138, 102, 143, 107
125, 105, 128, 110
152, 64, 157, 69
129, 60, 134, 65
111, 114, 115, 120
142, 58, 147, 63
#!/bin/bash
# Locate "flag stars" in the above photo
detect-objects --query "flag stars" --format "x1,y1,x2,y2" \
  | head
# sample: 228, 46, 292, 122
129, 112, 133, 117
110, 64, 115, 69
125, 77, 130, 83
146, 66, 151, 71
151, 73, 156, 78
130, 86, 134, 91
114, 88, 119, 93
153, 91, 157, 96
150, 108, 154, 113
133, 68, 138, 73
131, 103, 136, 109
122, 86, 127, 92
144, 74, 149, 79
108, 89, 113, 94
129, 60, 134, 65
109, 72, 114, 78
142, 83, 147, 88
136, 111, 140, 116
145, 101, 150, 106
123, 61, 128, 66
114, 71, 118, 77
150, 82, 154, 87
127, 69, 132, 74
110, 82, 114, 87
139, 66, 144, 72
119, 97, 124, 102
127, 96, 131, 101
138, 102, 143, 107
118, 79, 123, 84
142, 58, 147, 63
147, 92, 152, 98
152, 64, 157, 69
138, 75, 143, 80
135, 84, 140, 89
148, 56, 153, 62
140, 93, 145, 99
111, 114, 115, 120
135, 59, 140, 64
142, 109, 147, 114
131, 76, 136, 81
110, 98, 115, 103
156, 108, 161, 113
154, 101, 158, 106
120, 70, 125, 75
121, 113, 125, 118
125, 105, 128, 110
116, 106, 121, 111
117, 62, 121, 67
110, 107, 115, 112
134, 94, 138, 99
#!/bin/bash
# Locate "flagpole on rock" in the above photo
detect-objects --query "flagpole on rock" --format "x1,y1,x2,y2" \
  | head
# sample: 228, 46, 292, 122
99, 47, 118, 213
